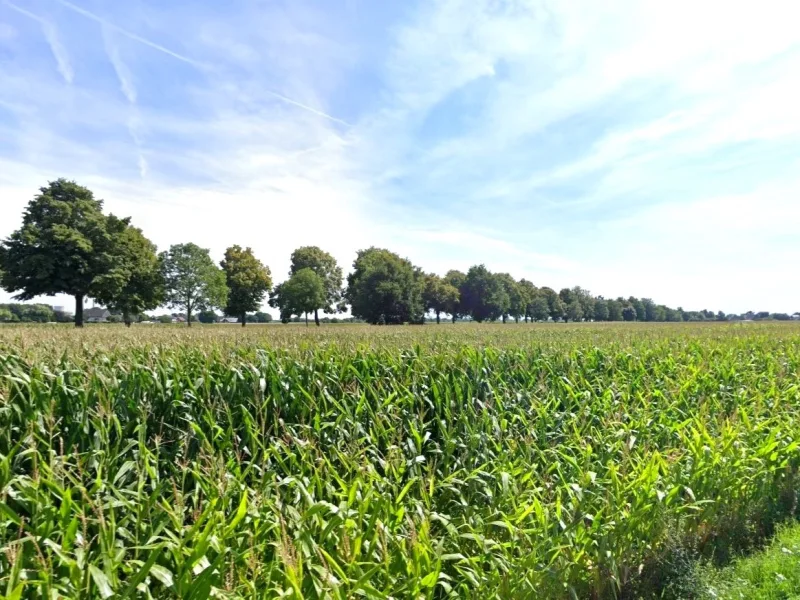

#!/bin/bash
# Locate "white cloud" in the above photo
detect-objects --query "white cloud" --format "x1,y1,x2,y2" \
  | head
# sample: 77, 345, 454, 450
1, 0, 799, 314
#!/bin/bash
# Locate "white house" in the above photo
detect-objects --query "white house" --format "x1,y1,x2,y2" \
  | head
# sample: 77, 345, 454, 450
84, 307, 111, 323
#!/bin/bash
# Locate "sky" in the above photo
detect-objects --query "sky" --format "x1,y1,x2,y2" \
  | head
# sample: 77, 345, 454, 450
1, 0, 799, 315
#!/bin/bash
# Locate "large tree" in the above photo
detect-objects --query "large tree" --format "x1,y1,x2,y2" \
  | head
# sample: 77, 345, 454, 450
495, 273, 524, 323
0, 179, 130, 327
346, 247, 424, 324
539, 287, 564, 322
423, 274, 459, 324
270, 268, 326, 326
288, 246, 343, 326
529, 295, 550, 321
96, 224, 164, 326
517, 279, 537, 322
460, 265, 508, 323
593, 297, 610, 321
566, 299, 584, 322
607, 299, 623, 322
221, 246, 272, 327
160, 243, 228, 327
444, 270, 466, 323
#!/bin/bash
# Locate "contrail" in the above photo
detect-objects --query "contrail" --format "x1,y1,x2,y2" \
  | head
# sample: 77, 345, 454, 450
5, 0, 73, 83
50, 0, 350, 125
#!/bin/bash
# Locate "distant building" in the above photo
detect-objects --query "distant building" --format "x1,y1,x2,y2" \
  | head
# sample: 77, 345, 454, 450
84, 307, 111, 323
219, 317, 239, 324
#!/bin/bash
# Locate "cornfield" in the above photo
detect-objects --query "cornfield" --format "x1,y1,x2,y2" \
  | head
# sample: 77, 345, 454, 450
0, 322, 799, 598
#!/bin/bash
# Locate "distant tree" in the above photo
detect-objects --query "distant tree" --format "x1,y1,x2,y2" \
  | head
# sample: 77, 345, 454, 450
593, 297, 609, 321
254, 311, 273, 323
0, 307, 15, 322
0, 179, 131, 327
629, 298, 646, 322
539, 287, 564, 321
622, 305, 637, 322
517, 279, 537, 322
772, 313, 791, 321
444, 270, 466, 322
198, 310, 218, 323
559, 288, 575, 307
157, 315, 173, 324
160, 243, 228, 327
96, 224, 164, 327
221, 245, 272, 327
529, 295, 550, 321
606, 299, 623, 322
653, 305, 667, 322
495, 273, 522, 323
642, 298, 658, 322
345, 248, 424, 325
460, 265, 509, 323
107, 314, 123, 324
571, 287, 594, 321
566, 299, 584, 322
665, 307, 681, 322
423, 274, 459, 324
288, 246, 344, 325
270, 268, 326, 326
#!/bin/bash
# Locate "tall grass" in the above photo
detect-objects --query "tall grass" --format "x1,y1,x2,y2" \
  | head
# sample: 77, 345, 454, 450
0, 322, 799, 598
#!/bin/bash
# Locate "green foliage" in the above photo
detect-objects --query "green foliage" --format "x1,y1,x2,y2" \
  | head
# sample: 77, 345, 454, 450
346, 247, 424, 324
422, 274, 460, 323
495, 273, 523, 322
566, 298, 584, 322
698, 523, 800, 599
157, 314, 173, 324
594, 297, 610, 321
517, 279, 537, 321
460, 265, 509, 322
160, 243, 228, 326
529, 295, 550, 321
221, 245, 272, 324
623, 304, 637, 321
96, 225, 164, 325
270, 268, 326, 324
607, 299, 623, 321
0, 179, 130, 325
289, 246, 344, 314
444, 270, 467, 322
0, 323, 799, 599
198, 310, 218, 323
0, 303, 55, 323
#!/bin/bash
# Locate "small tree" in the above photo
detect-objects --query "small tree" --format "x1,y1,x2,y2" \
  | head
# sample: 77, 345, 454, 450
270, 268, 326, 326
423, 274, 459, 324
518, 279, 537, 322
529, 295, 550, 321
198, 310, 218, 323
444, 270, 466, 322
96, 224, 164, 327
160, 243, 228, 327
622, 305, 637, 321
288, 246, 344, 325
593, 297, 609, 321
220, 246, 272, 327
566, 300, 584, 322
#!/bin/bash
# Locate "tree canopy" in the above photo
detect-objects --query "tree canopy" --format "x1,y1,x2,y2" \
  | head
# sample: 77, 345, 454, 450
270, 268, 326, 325
160, 243, 228, 327
221, 245, 272, 327
346, 247, 424, 324
0, 179, 132, 326
460, 265, 508, 323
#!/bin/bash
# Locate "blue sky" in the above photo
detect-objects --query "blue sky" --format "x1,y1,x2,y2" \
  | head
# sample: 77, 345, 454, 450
1, 0, 799, 314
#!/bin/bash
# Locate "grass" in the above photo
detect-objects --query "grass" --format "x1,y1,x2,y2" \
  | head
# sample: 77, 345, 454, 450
0, 321, 799, 598
698, 522, 800, 599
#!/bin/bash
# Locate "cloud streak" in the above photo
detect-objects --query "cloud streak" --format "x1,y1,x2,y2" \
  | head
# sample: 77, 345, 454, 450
4, 0, 73, 83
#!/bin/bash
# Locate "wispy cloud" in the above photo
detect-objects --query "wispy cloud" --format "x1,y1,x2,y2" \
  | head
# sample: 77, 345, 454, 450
4, 0, 73, 83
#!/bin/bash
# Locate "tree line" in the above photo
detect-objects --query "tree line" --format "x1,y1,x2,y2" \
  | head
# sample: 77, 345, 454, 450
0, 179, 792, 327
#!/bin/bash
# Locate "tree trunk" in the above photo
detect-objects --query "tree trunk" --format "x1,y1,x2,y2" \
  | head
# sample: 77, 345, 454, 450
242, 312, 246, 327
314, 308, 320, 327
436, 311, 440, 324
452, 314, 457, 324
187, 301, 192, 327
74, 295, 84, 328
305, 312, 309, 327
525, 314, 529, 323
502, 314, 507, 324
124, 310, 132, 327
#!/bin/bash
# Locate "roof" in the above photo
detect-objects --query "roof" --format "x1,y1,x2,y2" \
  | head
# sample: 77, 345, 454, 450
84, 307, 111, 318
